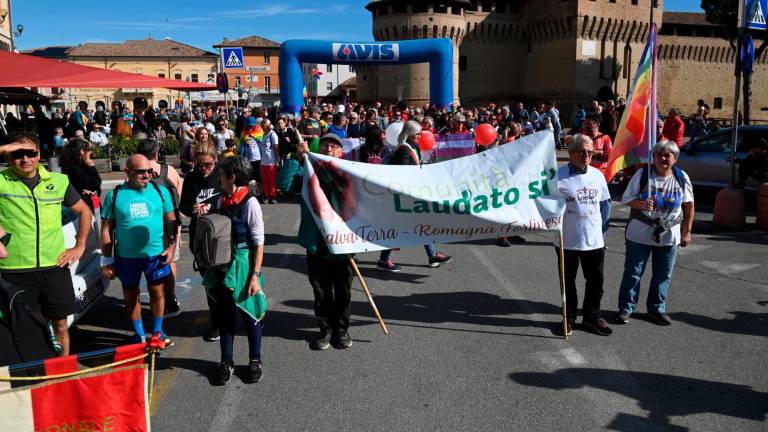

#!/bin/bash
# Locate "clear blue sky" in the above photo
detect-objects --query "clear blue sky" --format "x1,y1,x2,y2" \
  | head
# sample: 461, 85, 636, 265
13, 0, 704, 52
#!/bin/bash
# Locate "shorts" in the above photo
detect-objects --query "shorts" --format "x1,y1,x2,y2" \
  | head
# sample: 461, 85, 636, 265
114, 255, 171, 286
1, 266, 76, 320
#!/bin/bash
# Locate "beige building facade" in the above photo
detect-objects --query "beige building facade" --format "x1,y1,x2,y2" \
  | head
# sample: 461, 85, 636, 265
0, 0, 12, 52
27, 38, 218, 111
359, 0, 767, 123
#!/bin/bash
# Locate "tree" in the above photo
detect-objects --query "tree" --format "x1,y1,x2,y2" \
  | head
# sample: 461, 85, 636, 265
702, 0, 767, 125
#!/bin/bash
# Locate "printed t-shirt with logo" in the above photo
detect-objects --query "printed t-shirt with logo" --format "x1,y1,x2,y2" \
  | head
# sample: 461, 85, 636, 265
621, 168, 694, 247
555, 164, 610, 251
101, 183, 174, 258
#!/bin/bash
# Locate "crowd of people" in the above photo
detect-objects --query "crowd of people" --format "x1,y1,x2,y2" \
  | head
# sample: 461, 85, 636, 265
0, 95, 707, 386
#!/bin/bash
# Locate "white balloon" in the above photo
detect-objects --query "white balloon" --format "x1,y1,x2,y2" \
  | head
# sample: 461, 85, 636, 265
385, 121, 403, 148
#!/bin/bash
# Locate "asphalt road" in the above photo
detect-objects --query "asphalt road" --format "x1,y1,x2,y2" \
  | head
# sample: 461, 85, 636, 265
71, 186, 768, 431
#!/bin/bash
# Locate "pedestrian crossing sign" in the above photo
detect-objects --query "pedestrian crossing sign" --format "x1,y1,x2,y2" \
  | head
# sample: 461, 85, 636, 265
221, 47, 245, 69
744, 0, 767, 31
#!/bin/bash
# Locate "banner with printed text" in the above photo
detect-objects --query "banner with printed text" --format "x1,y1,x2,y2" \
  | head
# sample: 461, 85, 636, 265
0, 365, 149, 431
302, 131, 565, 254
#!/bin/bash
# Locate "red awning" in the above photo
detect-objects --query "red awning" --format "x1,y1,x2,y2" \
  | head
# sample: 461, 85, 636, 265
0, 50, 215, 91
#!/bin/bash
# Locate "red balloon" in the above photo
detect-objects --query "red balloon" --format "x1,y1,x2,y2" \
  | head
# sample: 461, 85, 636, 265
475, 123, 498, 146
418, 130, 436, 151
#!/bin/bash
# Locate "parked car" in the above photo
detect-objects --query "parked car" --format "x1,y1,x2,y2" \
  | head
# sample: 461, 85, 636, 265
61, 208, 109, 328
677, 125, 767, 192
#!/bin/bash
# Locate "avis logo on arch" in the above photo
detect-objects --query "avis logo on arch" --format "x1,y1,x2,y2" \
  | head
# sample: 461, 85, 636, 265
332, 43, 400, 62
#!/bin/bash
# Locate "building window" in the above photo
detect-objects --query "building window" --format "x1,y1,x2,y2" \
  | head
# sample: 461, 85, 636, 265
459, 55, 467, 71
264, 51, 270, 64
207, 74, 215, 81
631, 0, 638, 4
363, 75, 367, 82
379, 6, 388, 16
714, 97, 723, 110
265, 76, 271, 93
327, 64, 333, 72
349, 65, 355, 73
158, 73, 165, 78
174, 73, 182, 80
327, 82, 333, 91
609, 0, 616, 3
191, 74, 199, 82
235, 76, 241, 86
451, 6, 462, 15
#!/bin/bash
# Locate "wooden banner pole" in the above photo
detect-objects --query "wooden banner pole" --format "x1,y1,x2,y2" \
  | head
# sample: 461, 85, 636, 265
348, 256, 389, 335
558, 229, 569, 340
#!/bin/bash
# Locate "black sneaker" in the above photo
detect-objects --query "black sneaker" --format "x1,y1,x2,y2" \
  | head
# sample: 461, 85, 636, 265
583, 318, 613, 336
496, 237, 512, 247
428, 253, 453, 268
247, 360, 263, 383
163, 297, 181, 318
310, 332, 332, 350
204, 328, 220, 342
333, 331, 353, 349
648, 312, 672, 326
376, 259, 402, 272
268, 198, 278, 204
215, 361, 234, 386
615, 310, 631, 324
553, 320, 574, 337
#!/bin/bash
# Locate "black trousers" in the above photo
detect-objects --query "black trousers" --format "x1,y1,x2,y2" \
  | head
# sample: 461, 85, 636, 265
307, 253, 353, 334
555, 247, 605, 322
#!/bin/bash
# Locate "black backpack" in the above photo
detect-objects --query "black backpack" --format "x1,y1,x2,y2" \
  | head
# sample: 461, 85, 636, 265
192, 191, 255, 271
152, 164, 182, 230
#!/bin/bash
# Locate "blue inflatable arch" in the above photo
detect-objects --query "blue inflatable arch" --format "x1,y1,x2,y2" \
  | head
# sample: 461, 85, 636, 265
279, 38, 454, 113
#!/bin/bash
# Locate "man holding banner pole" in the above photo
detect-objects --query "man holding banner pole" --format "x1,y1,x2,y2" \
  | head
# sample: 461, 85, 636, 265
555, 134, 612, 337
296, 133, 356, 350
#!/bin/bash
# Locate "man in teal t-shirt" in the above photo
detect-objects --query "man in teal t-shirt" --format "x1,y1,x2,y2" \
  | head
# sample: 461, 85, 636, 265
100, 154, 177, 346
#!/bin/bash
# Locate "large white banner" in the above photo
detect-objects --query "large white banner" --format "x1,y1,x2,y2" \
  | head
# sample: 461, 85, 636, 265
301, 131, 565, 254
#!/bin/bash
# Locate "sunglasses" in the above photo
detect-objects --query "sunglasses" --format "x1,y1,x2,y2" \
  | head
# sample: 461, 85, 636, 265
131, 168, 155, 175
573, 150, 594, 156
197, 162, 215, 168
11, 149, 39, 159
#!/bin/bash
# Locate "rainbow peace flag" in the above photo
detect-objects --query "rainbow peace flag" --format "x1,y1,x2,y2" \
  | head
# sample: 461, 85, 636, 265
247, 124, 264, 141
605, 24, 657, 181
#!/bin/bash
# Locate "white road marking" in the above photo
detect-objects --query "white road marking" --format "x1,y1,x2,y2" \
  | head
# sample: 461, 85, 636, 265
560, 347, 587, 365
292, 217, 301, 232
700, 261, 760, 275
676, 244, 712, 256
209, 381, 244, 431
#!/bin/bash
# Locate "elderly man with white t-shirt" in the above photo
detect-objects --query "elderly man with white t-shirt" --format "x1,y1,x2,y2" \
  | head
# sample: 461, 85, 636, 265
615, 139, 694, 326
555, 134, 613, 337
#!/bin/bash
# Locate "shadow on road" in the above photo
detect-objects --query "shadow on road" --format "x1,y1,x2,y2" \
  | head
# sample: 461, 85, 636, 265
509, 368, 768, 427
154, 356, 219, 386
670, 310, 768, 337
281, 291, 560, 336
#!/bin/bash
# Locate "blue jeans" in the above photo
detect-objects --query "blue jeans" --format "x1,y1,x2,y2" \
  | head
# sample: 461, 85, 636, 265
379, 244, 436, 262
617, 240, 679, 314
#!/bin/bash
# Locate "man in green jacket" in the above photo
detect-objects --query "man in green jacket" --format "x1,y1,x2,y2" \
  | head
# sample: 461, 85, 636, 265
0, 132, 93, 356
296, 133, 354, 351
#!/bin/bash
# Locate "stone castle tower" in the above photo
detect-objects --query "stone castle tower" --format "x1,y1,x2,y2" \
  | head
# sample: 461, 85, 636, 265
357, 0, 664, 118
